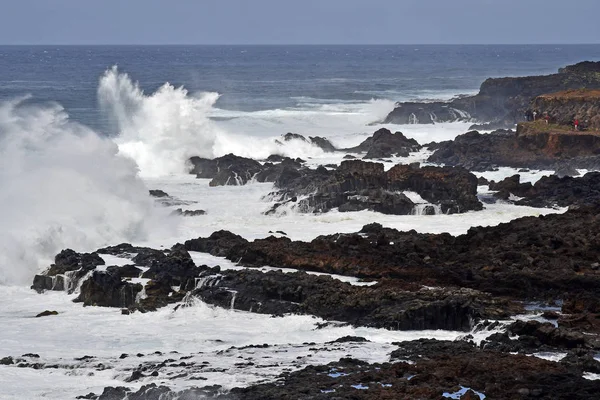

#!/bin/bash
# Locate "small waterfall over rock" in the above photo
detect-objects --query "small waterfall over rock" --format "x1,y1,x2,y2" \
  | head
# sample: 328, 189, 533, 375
229, 291, 238, 310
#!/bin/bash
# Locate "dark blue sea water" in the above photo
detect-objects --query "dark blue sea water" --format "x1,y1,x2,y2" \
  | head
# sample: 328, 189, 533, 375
2, 45, 600, 132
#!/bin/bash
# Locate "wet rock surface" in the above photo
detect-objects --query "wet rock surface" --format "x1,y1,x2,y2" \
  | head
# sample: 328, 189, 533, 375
193, 269, 515, 331
342, 128, 422, 158
89, 340, 600, 399
25, 153, 600, 399
267, 160, 482, 215
31, 249, 105, 293
487, 172, 600, 208
185, 206, 600, 301
189, 154, 263, 186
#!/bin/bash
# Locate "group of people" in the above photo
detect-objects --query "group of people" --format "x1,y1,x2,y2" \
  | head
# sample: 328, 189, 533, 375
525, 109, 588, 131
525, 109, 551, 124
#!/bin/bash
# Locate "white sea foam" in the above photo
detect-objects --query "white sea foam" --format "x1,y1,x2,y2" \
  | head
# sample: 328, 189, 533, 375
99, 67, 479, 178
141, 175, 564, 248
0, 97, 172, 285
0, 286, 464, 399
99, 67, 341, 177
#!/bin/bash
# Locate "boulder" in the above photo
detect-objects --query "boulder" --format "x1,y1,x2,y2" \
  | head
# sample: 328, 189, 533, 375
189, 154, 263, 186
31, 249, 105, 293
342, 128, 421, 158
75, 271, 142, 308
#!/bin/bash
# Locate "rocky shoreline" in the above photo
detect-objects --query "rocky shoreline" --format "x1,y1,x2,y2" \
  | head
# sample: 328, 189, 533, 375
10, 63, 600, 399
20, 197, 600, 398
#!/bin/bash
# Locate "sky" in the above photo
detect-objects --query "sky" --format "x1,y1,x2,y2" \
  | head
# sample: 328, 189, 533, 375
1, 0, 600, 45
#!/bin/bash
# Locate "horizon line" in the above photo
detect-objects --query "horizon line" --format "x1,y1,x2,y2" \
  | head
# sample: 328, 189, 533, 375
1, 43, 600, 46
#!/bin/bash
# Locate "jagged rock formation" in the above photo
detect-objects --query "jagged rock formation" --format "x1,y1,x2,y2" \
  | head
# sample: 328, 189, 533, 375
267, 160, 482, 215
188, 129, 424, 188
189, 154, 264, 186
341, 128, 422, 159
276, 132, 337, 152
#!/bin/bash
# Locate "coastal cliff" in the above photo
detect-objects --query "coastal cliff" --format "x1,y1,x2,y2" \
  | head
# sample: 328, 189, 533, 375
530, 89, 600, 130
384, 61, 600, 126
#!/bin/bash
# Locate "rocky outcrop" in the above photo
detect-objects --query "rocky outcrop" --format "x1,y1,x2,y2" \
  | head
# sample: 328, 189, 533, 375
187, 130, 424, 189
185, 206, 600, 300
268, 160, 482, 215
193, 269, 514, 331
342, 128, 422, 158
31, 249, 105, 293
277, 132, 337, 153
383, 102, 472, 125
488, 172, 600, 208
386, 164, 482, 213
74, 271, 142, 308
148, 189, 169, 198
384, 61, 600, 126
428, 128, 600, 171
172, 208, 206, 216
189, 154, 263, 186
31, 243, 517, 331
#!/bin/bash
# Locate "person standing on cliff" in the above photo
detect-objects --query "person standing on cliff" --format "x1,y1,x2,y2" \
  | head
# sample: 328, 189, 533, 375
574, 119, 580, 131
533, 110, 538, 121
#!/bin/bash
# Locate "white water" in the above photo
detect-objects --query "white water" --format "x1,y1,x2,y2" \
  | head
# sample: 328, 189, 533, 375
99, 67, 475, 178
0, 97, 172, 286
0, 286, 466, 400
0, 69, 581, 398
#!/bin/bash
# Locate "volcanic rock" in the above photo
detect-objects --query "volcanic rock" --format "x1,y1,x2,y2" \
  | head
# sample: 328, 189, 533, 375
342, 128, 421, 158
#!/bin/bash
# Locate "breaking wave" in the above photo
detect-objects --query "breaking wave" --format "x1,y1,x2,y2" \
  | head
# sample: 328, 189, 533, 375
98, 67, 398, 177
0, 97, 171, 285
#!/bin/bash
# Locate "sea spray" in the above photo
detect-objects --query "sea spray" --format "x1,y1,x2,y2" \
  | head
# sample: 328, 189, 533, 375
0, 97, 173, 285
98, 66, 222, 177
98, 67, 353, 176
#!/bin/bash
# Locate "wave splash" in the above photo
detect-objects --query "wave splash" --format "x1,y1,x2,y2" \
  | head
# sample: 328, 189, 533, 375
99, 68, 397, 177
99, 67, 222, 177
0, 97, 171, 286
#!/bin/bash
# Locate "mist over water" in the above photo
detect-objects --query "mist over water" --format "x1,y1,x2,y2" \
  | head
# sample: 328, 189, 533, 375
0, 97, 172, 285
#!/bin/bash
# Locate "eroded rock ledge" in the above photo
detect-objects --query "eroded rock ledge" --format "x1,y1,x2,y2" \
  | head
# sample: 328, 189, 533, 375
428, 127, 600, 171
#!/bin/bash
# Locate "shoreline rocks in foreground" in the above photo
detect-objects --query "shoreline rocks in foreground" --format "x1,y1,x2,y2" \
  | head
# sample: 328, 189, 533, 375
84, 336, 600, 399
31, 205, 600, 333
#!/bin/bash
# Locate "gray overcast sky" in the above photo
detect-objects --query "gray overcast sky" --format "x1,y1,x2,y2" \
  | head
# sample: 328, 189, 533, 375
2, 0, 599, 45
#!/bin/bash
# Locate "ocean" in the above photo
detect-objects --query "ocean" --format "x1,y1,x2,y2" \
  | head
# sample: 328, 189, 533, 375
0, 45, 598, 398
